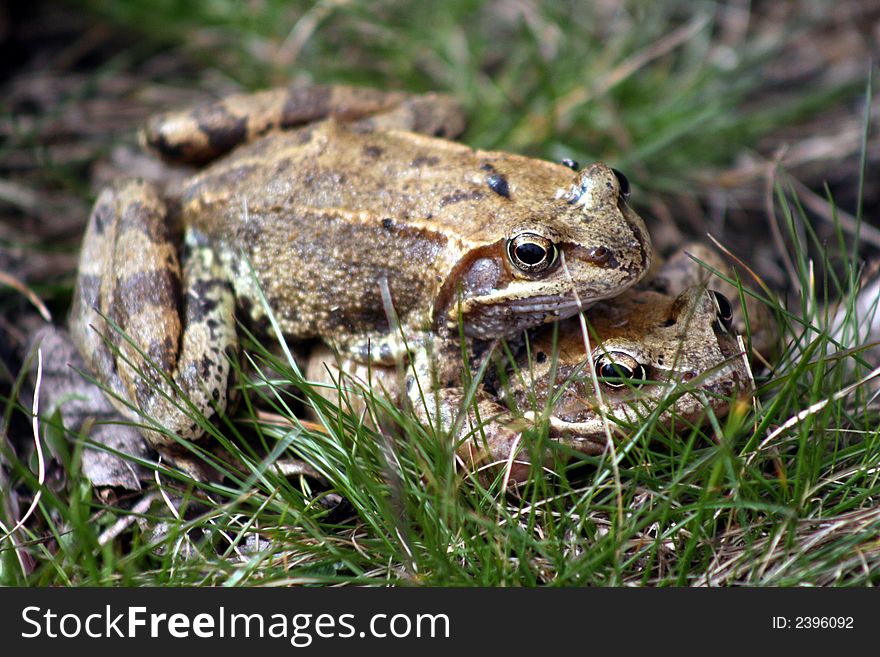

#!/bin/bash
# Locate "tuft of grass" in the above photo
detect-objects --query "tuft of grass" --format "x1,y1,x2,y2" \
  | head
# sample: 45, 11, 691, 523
5, 163, 880, 585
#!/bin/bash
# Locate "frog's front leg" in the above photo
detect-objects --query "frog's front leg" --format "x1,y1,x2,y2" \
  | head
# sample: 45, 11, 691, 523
407, 338, 531, 480
306, 337, 531, 481
70, 179, 237, 452
142, 84, 465, 165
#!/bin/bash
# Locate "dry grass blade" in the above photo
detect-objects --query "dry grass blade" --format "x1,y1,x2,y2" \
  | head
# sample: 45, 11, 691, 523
555, 15, 710, 125
757, 363, 880, 451
97, 492, 158, 546
1, 349, 46, 543
0, 270, 52, 322
704, 507, 880, 586
764, 156, 802, 296
705, 233, 775, 296
275, 0, 349, 68
789, 175, 880, 250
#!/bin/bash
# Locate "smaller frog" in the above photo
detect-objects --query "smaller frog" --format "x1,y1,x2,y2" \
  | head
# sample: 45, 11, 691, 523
306, 244, 758, 481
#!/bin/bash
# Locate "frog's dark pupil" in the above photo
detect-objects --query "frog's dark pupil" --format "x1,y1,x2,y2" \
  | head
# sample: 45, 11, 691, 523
601, 363, 630, 379
516, 242, 546, 265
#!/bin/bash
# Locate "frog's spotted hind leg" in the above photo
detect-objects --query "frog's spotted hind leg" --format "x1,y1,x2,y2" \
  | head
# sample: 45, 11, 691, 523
141, 85, 466, 165
348, 91, 465, 139
70, 179, 237, 452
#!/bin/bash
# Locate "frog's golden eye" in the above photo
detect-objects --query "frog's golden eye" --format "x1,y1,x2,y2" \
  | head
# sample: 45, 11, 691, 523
709, 290, 734, 330
507, 233, 558, 274
594, 351, 647, 388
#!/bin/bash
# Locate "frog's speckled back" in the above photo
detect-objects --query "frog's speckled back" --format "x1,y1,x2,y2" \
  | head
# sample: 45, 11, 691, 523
174, 119, 650, 347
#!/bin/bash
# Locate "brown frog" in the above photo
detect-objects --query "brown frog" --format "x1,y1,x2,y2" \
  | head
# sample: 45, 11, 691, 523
306, 244, 758, 481
70, 85, 652, 456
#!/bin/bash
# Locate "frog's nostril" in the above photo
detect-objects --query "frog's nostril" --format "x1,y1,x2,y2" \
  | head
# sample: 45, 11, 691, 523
586, 246, 617, 267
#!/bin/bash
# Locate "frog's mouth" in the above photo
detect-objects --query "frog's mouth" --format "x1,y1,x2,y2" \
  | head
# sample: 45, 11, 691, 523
459, 290, 615, 339
508, 296, 591, 316
456, 297, 591, 340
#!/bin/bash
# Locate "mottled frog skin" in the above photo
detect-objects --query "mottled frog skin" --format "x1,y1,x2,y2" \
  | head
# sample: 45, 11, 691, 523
306, 244, 756, 481
70, 85, 652, 454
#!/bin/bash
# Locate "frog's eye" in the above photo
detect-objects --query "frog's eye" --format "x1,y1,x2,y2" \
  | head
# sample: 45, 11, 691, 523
594, 351, 647, 388
507, 233, 558, 274
610, 168, 630, 198
709, 290, 734, 330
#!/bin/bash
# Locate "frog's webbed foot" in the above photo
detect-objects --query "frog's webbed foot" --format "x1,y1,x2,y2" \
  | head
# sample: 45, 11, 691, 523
141, 85, 466, 165
70, 180, 238, 454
